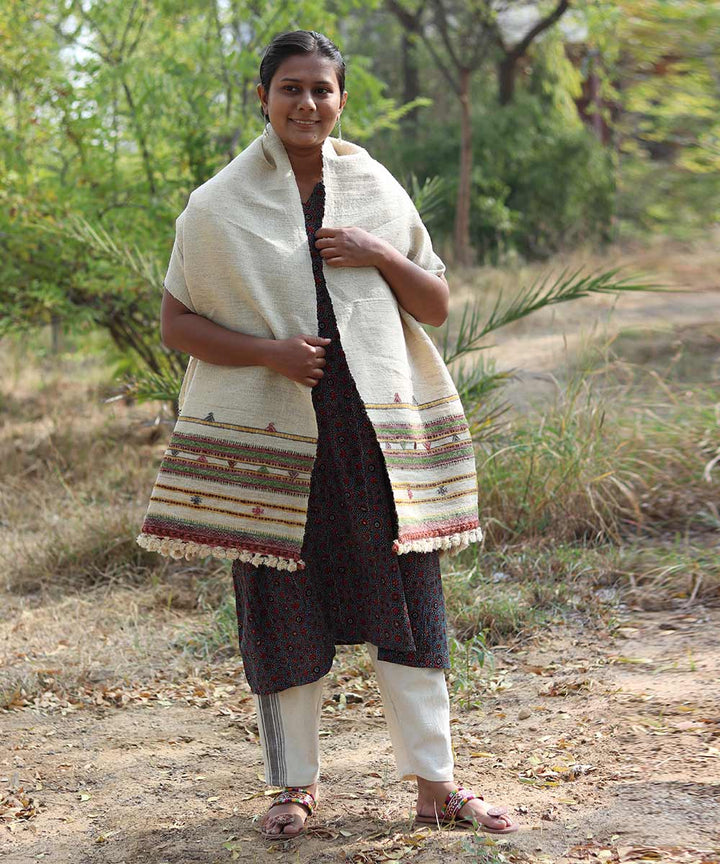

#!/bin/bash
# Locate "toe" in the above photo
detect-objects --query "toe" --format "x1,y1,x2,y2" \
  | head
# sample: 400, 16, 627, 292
463, 802, 513, 830
263, 810, 305, 838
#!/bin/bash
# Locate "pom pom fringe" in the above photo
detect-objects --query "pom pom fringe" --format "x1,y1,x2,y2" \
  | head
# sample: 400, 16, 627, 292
392, 527, 482, 557
137, 526, 482, 571
136, 533, 303, 572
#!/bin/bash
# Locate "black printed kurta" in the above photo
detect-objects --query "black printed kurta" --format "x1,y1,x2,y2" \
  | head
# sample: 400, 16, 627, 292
231, 182, 450, 695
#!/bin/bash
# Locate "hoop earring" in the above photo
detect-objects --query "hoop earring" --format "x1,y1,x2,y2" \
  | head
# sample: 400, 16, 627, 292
262, 114, 270, 136
336, 116, 343, 141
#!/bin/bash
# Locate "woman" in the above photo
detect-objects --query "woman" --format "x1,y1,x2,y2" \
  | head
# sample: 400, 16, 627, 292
138, 30, 518, 839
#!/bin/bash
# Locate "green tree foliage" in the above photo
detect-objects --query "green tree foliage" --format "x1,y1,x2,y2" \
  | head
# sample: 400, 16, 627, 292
579, 0, 720, 234
385, 86, 614, 261
0, 0, 406, 367
0, 0, 714, 400
385, 0, 572, 264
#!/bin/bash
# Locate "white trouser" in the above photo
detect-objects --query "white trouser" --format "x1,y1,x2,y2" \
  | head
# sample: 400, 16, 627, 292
254, 643, 454, 787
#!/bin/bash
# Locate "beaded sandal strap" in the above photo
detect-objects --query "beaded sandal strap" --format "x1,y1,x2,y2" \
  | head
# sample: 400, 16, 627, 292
441, 787, 480, 822
270, 787, 317, 816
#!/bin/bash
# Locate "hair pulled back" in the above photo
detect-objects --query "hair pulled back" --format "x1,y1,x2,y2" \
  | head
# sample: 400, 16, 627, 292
259, 30, 346, 108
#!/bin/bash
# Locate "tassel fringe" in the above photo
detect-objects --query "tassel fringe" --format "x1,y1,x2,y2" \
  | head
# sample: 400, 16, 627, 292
136, 533, 304, 571
137, 526, 482, 571
392, 527, 483, 557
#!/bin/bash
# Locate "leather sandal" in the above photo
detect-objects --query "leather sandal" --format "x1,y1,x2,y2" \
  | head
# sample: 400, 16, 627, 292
259, 787, 317, 841
415, 787, 519, 834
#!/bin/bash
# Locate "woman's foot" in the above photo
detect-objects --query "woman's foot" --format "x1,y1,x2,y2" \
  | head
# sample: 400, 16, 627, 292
415, 778, 518, 833
260, 782, 318, 839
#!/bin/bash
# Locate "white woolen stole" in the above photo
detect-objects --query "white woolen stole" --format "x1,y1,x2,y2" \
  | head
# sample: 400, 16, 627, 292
137, 126, 481, 571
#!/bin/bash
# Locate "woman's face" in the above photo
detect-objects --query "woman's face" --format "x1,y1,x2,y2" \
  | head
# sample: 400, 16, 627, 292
258, 53, 347, 153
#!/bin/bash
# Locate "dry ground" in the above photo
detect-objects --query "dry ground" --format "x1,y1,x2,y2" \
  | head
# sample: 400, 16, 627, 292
2, 238, 720, 863
448, 237, 720, 410
1, 583, 718, 863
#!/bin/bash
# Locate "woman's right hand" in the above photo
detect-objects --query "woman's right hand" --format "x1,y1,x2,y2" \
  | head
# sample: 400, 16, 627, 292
265, 335, 331, 387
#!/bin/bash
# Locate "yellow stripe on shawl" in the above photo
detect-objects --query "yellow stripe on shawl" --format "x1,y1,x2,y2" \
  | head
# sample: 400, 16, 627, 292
391, 471, 477, 490
181, 415, 317, 444
150, 496, 305, 527
153, 483, 307, 514
393, 487, 478, 506
364, 394, 462, 411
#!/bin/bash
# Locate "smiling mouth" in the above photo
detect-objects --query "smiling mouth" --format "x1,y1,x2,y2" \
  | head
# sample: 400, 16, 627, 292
290, 119, 319, 126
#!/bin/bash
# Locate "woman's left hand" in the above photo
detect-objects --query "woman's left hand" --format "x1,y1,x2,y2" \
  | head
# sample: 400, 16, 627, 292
315, 227, 389, 268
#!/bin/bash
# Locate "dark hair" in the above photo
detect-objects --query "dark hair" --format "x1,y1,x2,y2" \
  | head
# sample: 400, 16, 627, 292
259, 30, 346, 117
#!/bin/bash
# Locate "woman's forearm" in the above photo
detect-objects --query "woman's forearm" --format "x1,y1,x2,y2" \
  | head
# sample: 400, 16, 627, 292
375, 244, 449, 327
162, 308, 275, 367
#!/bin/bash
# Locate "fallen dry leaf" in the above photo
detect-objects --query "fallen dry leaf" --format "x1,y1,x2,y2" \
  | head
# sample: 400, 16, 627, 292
542, 679, 592, 697
0, 788, 40, 822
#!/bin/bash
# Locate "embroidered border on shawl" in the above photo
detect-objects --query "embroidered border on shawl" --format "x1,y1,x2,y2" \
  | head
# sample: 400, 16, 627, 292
137, 419, 314, 570
364, 393, 482, 559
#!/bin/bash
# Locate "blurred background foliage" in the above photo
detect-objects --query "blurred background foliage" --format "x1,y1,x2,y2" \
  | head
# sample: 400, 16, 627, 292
1, 0, 718, 379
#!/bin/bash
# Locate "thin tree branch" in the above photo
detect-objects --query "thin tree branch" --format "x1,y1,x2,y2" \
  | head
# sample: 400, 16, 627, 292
118, 0, 141, 55
212, 0, 233, 119
386, 0, 457, 89
506, 0, 571, 61
120, 77, 157, 196
124, 1, 149, 58
430, 0, 462, 71
385, 0, 426, 32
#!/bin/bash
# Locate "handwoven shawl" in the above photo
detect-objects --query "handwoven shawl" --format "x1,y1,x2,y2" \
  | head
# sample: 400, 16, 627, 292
137, 125, 481, 571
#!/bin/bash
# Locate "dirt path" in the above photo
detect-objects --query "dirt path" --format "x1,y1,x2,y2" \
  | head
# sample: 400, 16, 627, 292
2, 590, 718, 863
446, 243, 720, 409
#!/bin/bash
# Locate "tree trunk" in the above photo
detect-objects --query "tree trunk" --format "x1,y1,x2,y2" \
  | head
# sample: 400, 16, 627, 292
455, 67, 473, 266
495, 0, 571, 106
400, 31, 420, 130
121, 78, 157, 197
587, 70, 606, 142
498, 55, 516, 106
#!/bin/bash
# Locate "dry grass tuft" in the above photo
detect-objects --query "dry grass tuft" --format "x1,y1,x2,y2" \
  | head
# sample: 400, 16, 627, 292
1, 340, 186, 594
477, 373, 719, 548
2, 304, 718, 659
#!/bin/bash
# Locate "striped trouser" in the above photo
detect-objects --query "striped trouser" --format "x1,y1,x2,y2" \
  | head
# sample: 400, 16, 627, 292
255, 643, 454, 787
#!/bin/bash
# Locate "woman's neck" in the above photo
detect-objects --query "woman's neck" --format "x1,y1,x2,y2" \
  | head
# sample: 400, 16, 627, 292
285, 145, 323, 182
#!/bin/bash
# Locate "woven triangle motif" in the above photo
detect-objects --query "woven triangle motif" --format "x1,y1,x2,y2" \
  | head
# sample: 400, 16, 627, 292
393, 392, 402, 403
204, 412, 215, 422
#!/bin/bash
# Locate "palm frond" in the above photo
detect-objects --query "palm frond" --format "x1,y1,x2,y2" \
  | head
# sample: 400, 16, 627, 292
451, 355, 514, 442
442, 268, 661, 365
126, 368, 183, 404
38, 215, 164, 291
452, 355, 514, 404
408, 174, 445, 227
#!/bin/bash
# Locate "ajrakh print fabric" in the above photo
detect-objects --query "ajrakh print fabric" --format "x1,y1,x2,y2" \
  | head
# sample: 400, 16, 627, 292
230, 182, 449, 695
137, 125, 481, 571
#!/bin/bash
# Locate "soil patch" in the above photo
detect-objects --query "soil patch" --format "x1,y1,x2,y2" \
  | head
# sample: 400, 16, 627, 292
2, 585, 718, 863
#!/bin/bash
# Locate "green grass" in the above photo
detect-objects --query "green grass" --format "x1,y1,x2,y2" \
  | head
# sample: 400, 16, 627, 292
177, 573, 239, 659
2, 323, 718, 668
477, 372, 719, 548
